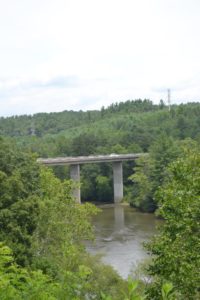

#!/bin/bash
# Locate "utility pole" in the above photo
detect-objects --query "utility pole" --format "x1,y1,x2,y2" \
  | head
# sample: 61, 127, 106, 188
167, 89, 171, 111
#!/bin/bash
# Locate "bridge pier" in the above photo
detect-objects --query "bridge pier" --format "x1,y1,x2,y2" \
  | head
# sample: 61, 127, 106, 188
113, 161, 123, 203
38, 154, 144, 204
70, 164, 81, 203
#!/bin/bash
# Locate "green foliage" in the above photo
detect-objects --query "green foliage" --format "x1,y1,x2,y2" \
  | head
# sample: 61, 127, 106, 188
81, 164, 114, 203
128, 155, 153, 211
100, 292, 113, 300
0, 99, 160, 137
80, 254, 127, 299
96, 175, 113, 201
0, 137, 41, 266
161, 282, 176, 300
1, 102, 200, 154
129, 135, 180, 212
100, 280, 145, 300
99, 280, 177, 300
0, 242, 62, 299
32, 167, 100, 277
110, 144, 128, 154
145, 144, 200, 299
124, 279, 145, 300
81, 164, 102, 202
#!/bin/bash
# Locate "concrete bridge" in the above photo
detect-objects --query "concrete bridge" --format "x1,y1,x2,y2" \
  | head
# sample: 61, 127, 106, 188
37, 153, 145, 203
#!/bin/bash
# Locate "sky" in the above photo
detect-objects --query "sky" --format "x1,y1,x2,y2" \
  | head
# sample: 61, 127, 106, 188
0, 0, 200, 117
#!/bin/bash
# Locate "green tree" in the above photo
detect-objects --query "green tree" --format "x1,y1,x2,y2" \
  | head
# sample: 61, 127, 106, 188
145, 145, 200, 299
0, 138, 41, 266
110, 144, 128, 154
0, 242, 62, 299
81, 164, 101, 201
96, 175, 112, 201
32, 167, 99, 277
129, 155, 153, 211
129, 135, 180, 212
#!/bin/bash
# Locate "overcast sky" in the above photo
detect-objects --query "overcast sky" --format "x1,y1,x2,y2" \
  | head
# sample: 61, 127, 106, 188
0, 0, 200, 116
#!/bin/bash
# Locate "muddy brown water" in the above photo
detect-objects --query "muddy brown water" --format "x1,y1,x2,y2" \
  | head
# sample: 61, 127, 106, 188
86, 204, 161, 278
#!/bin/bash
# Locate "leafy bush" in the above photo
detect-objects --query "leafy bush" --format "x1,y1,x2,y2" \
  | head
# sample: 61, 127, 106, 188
145, 144, 200, 299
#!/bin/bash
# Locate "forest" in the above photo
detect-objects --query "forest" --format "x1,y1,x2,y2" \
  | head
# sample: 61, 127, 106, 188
0, 99, 200, 299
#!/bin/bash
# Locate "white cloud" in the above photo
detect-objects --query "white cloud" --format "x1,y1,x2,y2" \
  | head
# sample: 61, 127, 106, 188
0, 0, 200, 116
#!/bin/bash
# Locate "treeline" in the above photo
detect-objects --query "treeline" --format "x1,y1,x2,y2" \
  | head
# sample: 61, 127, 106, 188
0, 99, 170, 137
0, 99, 158, 136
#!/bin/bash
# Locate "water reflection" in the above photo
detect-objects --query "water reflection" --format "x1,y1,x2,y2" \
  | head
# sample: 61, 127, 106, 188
114, 205, 125, 231
87, 204, 160, 278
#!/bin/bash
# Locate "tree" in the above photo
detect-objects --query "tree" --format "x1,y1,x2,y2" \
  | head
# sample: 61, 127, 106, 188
129, 155, 154, 211
145, 145, 200, 299
0, 138, 41, 266
159, 99, 165, 109
32, 167, 99, 276
71, 132, 99, 156
96, 175, 112, 201
129, 135, 180, 212
0, 242, 63, 299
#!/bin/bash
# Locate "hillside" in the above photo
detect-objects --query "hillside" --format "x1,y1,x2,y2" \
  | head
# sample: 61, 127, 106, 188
0, 99, 159, 137
0, 100, 198, 156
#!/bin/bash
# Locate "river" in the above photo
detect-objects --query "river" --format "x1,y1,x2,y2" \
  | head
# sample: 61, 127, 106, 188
87, 204, 160, 279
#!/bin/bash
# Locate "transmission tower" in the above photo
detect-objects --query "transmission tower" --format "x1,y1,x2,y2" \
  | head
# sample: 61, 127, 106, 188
167, 89, 171, 111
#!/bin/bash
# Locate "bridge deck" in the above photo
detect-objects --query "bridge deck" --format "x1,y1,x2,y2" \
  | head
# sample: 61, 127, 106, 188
37, 153, 146, 166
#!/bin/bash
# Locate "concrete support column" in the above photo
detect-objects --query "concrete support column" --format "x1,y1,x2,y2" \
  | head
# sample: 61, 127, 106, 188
113, 161, 123, 203
70, 164, 81, 203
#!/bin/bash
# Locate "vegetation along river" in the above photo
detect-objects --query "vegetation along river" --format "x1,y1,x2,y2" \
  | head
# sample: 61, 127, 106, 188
87, 204, 161, 279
